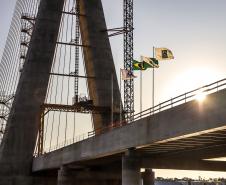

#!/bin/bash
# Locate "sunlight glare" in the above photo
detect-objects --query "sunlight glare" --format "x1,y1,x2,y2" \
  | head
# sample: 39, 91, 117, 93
165, 68, 218, 99
204, 157, 226, 162
195, 91, 206, 102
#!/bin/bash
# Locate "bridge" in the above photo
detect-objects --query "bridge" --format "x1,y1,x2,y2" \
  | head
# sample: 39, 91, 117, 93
0, 0, 226, 185
32, 81, 226, 183
33, 80, 226, 170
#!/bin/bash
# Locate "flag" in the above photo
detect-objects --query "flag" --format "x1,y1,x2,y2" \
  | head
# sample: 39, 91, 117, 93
141, 56, 159, 68
155, 48, 174, 60
133, 60, 147, 70
121, 69, 137, 80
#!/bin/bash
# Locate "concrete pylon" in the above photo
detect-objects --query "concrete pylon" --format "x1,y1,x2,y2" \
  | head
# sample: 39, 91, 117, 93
0, 0, 65, 178
122, 150, 141, 185
0, 0, 121, 183
79, 0, 121, 129
141, 169, 155, 185
57, 167, 73, 185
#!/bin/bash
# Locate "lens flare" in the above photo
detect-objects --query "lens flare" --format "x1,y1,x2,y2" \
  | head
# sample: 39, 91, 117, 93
195, 91, 206, 102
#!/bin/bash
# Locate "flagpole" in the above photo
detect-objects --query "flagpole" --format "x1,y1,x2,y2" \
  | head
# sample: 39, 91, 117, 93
152, 47, 155, 110
111, 73, 114, 124
119, 69, 122, 123
140, 69, 142, 118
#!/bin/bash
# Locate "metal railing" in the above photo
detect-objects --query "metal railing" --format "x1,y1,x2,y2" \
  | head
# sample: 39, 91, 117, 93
132, 78, 226, 122
41, 78, 226, 154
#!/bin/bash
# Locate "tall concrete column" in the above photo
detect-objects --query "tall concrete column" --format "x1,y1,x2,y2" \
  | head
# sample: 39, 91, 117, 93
0, 0, 65, 177
79, 0, 121, 129
122, 150, 141, 185
57, 166, 74, 185
141, 169, 155, 185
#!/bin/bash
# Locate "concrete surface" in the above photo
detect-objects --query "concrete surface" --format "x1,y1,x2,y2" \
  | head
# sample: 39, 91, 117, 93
57, 166, 121, 185
0, 0, 64, 178
142, 169, 155, 185
0, 0, 123, 183
0, 176, 56, 185
141, 158, 226, 171
79, 0, 121, 129
33, 89, 226, 171
122, 150, 141, 185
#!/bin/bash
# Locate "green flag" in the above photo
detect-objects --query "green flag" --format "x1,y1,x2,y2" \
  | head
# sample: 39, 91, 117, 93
141, 56, 159, 68
133, 60, 147, 70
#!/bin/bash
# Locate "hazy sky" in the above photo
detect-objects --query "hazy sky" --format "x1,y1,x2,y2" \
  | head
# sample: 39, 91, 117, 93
1, 0, 226, 178
102, 1, 226, 177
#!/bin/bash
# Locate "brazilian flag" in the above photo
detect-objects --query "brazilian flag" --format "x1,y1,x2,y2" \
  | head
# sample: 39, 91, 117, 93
133, 60, 147, 70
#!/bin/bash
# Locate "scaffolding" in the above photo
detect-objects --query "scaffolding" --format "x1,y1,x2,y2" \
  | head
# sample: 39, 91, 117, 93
0, 94, 14, 143
19, 13, 36, 71
37, 100, 111, 155
123, 0, 134, 121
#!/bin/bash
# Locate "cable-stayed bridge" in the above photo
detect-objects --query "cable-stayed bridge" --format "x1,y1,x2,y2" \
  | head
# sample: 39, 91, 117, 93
32, 79, 226, 172
0, 0, 226, 185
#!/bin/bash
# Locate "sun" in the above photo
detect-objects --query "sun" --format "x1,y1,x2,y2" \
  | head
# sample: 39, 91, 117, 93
166, 67, 219, 99
195, 91, 206, 102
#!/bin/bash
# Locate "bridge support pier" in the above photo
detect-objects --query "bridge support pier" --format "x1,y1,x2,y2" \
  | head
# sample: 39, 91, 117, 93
122, 150, 141, 185
141, 169, 155, 185
57, 167, 72, 185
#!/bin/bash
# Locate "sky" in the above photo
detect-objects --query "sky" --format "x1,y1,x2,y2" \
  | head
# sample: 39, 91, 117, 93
1, 0, 226, 179
102, 1, 226, 178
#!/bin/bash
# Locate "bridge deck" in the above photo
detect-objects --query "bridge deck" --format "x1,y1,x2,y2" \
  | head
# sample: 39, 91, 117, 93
33, 89, 226, 172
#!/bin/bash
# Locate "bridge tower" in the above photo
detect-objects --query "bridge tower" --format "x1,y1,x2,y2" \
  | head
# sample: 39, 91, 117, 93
0, 0, 121, 184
